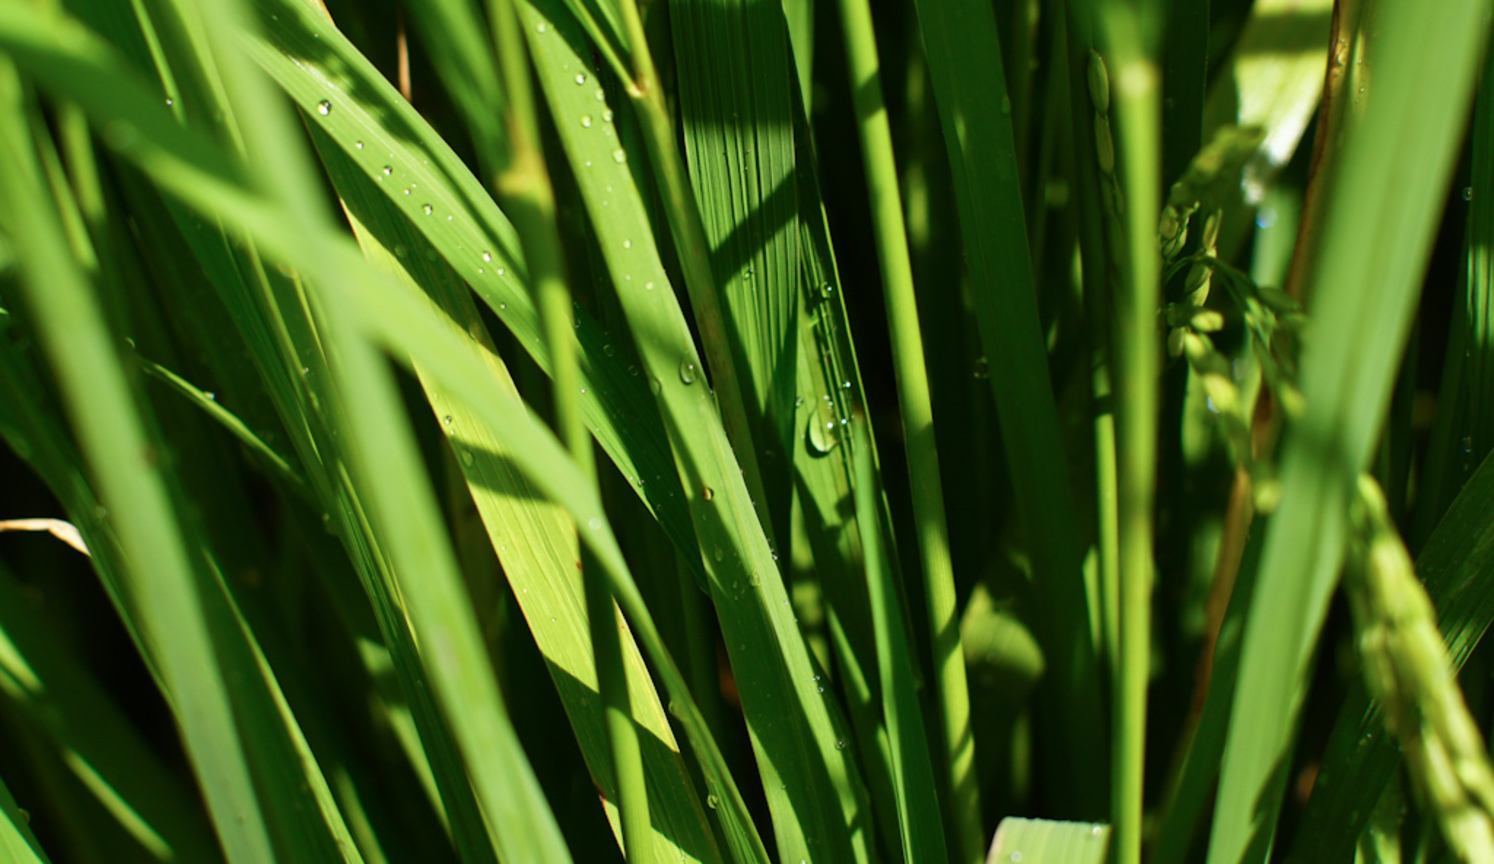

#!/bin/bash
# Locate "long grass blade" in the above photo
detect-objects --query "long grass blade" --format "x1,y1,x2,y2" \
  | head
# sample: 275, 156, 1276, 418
0, 54, 277, 864
853, 418, 946, 864
832, 1, 973, 858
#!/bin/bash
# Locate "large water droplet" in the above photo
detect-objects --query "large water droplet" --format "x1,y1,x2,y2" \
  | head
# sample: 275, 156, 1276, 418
460, 449, 474, 466
612, 148, 627, 164
574, 73, 587, 85
317, 99, 332, 116
649, 377, 662, 395
422, 204, 433, 215
679, 360, 698, 384
602, 108, 614, 123
382, 165, 393, 176
483, 251, 493, 262
355, 140, 364, 149
806, 406, 842, 455
706, 795, 719, 810
581, 115, 593, 128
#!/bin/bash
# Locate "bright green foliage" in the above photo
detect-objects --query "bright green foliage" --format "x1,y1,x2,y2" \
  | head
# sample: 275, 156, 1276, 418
0, 1, 1491, 864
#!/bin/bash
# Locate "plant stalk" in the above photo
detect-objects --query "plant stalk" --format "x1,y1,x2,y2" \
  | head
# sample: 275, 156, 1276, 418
1097, 8, 1162, 864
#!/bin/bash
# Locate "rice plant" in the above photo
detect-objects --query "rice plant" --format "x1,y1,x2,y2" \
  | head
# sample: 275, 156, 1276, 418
0, 0, 1491, 862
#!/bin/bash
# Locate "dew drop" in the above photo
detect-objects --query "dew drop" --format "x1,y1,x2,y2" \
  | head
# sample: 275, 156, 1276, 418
806, 407, 842, 455
588, 517, 602, 530
679, 360, 698, 384
602, 108, 614, 123
355, 140, 364, 149
706, 795, 719, 810
594, 88, 606, 102
575, 73, 587, 85
442, 415, 453, 426
422, 204, 433, 215
713, 546, 725, 562
612, 148, 627, 163
623, 239, 632, 249
1465, 186, 1475, 202
835, 739, 847, 750
819, 282, 834, 298
204, 391, 216, 401
649, 377, 662, 395
317, 100, 332, 116
165, 97, 175, 107
536, 21, 548, 32
581, 115, 593, 128
645, 281, 656, 291
750, 572, 761, 587
382, 165, 393, 176
973, 356, 991, 379
483, 251, 493, 262
497, 267, 506, 276
460, 449, 474, 466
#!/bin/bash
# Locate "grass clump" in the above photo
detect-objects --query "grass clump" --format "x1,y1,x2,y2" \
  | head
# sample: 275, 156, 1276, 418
0, 0, 1492, 863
